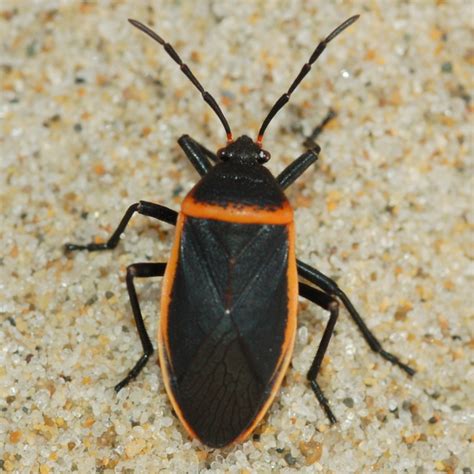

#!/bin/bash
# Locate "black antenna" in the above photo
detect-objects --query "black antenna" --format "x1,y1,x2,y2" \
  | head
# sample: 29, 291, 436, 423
128, 19, 233, 142
257, 15, 359, 145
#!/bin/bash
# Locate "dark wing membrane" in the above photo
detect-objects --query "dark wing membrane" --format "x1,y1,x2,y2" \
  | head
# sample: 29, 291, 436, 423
166, 217, 289, 447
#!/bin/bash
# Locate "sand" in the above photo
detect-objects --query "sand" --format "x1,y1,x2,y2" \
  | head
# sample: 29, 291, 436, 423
0, 1, 472, 472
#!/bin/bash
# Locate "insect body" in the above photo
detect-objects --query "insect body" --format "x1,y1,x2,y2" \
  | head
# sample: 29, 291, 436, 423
160, 137, 298, 445
66, 15, 415, 448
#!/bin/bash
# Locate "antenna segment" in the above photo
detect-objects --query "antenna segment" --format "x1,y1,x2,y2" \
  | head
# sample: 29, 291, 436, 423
129, 19, 233, 142
257, 15, 359, 145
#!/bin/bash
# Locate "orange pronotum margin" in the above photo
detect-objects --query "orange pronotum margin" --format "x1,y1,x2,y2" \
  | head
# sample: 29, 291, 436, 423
181, 195, 294, 224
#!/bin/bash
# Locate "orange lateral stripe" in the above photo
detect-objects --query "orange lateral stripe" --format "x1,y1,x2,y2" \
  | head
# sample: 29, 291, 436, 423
182, 195, 293, 224
158, 213, 200, 442
233, 222, 298, 445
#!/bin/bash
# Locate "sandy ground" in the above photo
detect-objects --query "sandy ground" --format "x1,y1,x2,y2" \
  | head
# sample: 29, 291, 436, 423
1, 1, 472, 472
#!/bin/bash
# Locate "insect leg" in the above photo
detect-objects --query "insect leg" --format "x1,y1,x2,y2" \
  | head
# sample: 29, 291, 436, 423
299, 282, 339, 423
297, 259, 416, 376
178, 134, 218, 177
277, 147, 320, 190
277, 110, 336, 189
65, 201, 177, 252
115, 262, 167, 392
303, 109, 336, 149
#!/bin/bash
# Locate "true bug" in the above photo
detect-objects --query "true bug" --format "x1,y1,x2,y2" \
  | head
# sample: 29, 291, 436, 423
65, 15, 415, 448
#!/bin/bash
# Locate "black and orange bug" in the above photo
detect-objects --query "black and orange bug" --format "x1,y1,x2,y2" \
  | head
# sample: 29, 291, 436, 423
65, 15, 415, 448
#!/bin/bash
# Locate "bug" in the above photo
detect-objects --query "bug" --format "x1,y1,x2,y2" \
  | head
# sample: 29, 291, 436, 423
65, 15, 415, 448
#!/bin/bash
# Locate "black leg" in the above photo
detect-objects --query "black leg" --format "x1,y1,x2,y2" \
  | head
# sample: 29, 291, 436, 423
178, 134, 218, 176
299, 282, 339, 423
277, 147, 320, 190
65, 201, 178, 252
277, 109, 336, 190
115, 262, 167, 392
303, 109, 336, 149
297, 259, 416, 376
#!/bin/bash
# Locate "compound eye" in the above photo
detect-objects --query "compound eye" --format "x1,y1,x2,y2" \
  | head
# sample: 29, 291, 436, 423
257, 149, 271, 164
217, 148, 230, 161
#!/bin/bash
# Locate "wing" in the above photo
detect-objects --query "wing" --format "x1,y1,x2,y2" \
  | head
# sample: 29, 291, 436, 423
164, 217, 292, 447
